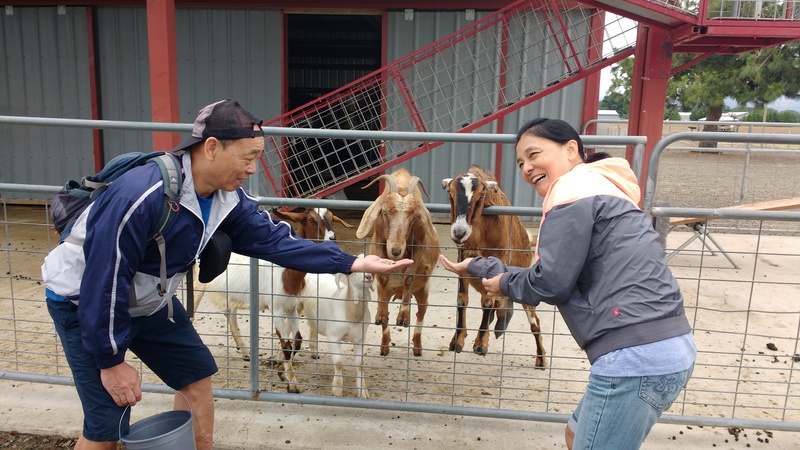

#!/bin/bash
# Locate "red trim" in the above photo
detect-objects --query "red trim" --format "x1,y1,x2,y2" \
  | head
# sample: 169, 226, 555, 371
4, 1, 514, 8
627, 24, 673, 202
85, 6, 103, 172
379, 11, 389, 183
146, 0, 180, 151
494, 15, 510, 181
670, 48, 723, 76
280, 11, 289, 195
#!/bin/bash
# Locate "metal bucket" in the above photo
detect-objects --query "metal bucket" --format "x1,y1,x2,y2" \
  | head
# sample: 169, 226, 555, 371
120, 391, 196, 450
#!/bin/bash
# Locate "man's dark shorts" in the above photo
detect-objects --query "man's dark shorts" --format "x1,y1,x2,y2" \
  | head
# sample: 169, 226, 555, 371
47, 296, 218, 442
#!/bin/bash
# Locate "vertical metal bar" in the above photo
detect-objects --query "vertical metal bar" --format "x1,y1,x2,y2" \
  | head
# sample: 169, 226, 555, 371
248, 179, 262, 397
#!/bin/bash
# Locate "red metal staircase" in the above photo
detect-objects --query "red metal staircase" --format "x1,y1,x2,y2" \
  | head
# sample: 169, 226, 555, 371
258, 0, 800, 200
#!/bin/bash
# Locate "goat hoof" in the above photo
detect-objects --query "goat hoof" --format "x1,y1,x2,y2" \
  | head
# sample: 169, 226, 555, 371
395, 317, 410, 327
380, 345, 390, 356
287, 386, 300, 394
473, 345, 488, 356
449, 341, 463, 353
413, 347, 422, 357
535, 358, 547, 369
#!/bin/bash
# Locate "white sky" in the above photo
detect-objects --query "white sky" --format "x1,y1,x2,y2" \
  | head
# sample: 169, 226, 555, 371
599, 14, 637, 99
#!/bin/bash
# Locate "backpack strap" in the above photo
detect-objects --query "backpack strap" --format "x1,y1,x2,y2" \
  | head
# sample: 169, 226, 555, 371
147, 153, 184, 322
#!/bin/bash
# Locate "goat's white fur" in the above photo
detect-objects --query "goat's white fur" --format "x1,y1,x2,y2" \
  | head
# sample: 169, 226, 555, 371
194, 253, 375, 397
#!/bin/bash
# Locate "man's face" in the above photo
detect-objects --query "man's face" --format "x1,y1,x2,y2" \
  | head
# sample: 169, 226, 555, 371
216, 129, 265, 192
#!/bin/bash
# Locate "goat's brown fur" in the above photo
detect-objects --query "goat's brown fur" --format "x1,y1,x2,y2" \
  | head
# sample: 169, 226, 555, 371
357, 168, 440, 356
442, 166, 546, 367
272, 208, 354, 296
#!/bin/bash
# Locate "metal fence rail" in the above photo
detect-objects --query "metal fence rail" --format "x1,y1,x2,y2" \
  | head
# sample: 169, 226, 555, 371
1, 120, 800, 433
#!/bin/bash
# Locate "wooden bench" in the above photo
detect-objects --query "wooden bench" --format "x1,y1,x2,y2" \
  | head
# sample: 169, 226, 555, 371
667, 197, 800, 268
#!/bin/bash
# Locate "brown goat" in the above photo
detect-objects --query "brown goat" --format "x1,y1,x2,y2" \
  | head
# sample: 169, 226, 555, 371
441, 166, 546, 368
356, 168, 440, 357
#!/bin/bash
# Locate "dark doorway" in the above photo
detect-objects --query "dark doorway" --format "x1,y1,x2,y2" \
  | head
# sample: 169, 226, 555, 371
286, 14, 383, 200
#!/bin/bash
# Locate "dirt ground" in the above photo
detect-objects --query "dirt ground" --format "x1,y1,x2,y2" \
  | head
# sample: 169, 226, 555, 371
0, 430, 78, 449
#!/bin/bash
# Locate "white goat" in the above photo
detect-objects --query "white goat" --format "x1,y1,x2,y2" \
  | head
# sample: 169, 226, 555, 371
297, 270, 374, 398
193, 208, 350, 357
356, 168, 440, 357
192, 254, 300, 359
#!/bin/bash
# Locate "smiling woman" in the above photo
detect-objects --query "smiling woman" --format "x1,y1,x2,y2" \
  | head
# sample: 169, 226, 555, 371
440, 117, 696, 450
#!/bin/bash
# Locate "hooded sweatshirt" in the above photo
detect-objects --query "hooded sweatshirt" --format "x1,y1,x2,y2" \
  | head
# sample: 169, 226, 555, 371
467, 158, 691, 363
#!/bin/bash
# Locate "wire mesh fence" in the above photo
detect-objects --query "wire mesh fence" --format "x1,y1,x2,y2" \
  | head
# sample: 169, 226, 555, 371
2, 127, 800, 430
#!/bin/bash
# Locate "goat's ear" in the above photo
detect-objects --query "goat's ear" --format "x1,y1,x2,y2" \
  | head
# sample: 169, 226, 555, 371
485, 181, 499, 192
441, 178, 452, 190
331, 213, 355, 229
356, 199, 381, 239
271, 208, 305, 224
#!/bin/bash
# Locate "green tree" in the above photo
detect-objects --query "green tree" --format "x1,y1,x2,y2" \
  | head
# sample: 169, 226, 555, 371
734, 44, 800, 122
600, 42, 800, 144
600, 57, 634, 118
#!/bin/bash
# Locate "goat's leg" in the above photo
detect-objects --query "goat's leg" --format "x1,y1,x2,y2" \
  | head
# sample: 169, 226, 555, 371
354, 341, 369, 399
411, 285, 429, 357
224, 308, 251, 361
330, 342, 345, 397
449, 277, 469, 353
377, 284, 392, 356
379, 322, 392, 356
285, 306, 304, 361
306, 316, 320, 359
395, 278, 412, 327
274, 323, 300, 394
374, 282, 391, 326
523, 305, 548, 368
473, 295, 495, 356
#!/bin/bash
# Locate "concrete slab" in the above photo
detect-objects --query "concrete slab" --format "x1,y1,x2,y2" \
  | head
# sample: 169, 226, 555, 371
0, 379, 795, 449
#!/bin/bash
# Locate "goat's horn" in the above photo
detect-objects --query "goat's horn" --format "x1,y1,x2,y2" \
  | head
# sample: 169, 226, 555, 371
361, 174, 398, 193
408, 176, 430, 199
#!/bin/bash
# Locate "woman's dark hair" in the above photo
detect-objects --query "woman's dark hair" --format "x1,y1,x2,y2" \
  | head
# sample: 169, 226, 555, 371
584, 151, 611, 163
515, 118, 586, 161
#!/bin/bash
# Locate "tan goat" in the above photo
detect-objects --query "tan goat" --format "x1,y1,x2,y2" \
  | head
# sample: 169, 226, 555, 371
356, 168, 440, 356
441, 165, 546, 368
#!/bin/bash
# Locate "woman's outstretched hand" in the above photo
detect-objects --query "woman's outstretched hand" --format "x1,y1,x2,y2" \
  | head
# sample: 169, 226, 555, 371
438, 255, 473, 277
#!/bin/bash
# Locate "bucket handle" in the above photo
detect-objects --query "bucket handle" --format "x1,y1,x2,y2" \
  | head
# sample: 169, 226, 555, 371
119, 389, 193, 441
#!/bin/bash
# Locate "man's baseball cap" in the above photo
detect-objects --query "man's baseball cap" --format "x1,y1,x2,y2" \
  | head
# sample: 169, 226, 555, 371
173, 99, 263, 152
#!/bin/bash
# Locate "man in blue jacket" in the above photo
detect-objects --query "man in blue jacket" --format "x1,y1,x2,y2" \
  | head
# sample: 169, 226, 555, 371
42, 99, 411, 450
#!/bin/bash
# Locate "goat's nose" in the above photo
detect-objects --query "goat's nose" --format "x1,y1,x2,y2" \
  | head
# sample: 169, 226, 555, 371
391, 248, 403, 258
452, 229, 466, 243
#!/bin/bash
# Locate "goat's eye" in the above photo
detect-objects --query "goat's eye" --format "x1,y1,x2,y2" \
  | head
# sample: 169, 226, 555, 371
309, 218, 316, 224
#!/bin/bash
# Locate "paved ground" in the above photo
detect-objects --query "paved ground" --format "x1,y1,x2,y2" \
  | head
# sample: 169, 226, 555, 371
0, 379, 795, 449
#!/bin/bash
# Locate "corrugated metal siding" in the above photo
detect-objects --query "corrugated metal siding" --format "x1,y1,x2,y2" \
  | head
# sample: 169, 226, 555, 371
174, 8, 283, 123
0, 7, 94, 191
96, 7, 283, 159
388, 9, 587, 211
2, 5, 585, 211
95, 7, 152, 158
